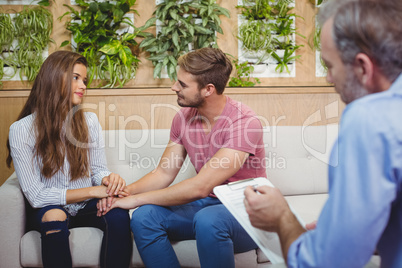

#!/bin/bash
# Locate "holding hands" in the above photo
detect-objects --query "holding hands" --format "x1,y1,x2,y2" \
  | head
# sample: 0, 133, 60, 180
97, 173, 130, 216
101, 173, 127, 196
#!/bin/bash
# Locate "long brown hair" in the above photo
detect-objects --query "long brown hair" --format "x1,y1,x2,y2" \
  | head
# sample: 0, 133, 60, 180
6, 51, 91, 180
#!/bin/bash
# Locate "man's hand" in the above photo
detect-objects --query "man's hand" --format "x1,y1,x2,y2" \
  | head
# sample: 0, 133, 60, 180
306, 220, 317, 230
244, 185, 290, 232
244, 185, 306, 259
102, 173, 126, 196
97, 195, 137, 216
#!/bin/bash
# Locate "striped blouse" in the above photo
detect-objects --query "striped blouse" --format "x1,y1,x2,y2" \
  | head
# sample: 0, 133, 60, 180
9, 112, 111, 216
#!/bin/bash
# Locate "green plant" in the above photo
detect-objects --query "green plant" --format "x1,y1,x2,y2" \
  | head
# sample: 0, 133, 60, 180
139, 0, 230, 80
309, 0, 326, 6
60, 0, 146, 88
270, 44, 300, 74
237, 0, 305, 74
11, 6, 53, 82
237, 0, 274, 20
0, 57, 4, 88
0, 12, 14, 52
238, 19, 272, 53
229, 57, 260, 87
0, 11, 15, 81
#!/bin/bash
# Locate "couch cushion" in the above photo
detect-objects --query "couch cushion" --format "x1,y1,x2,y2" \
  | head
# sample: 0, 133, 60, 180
103, 126, 338, 196
20, 229, 260, 267
264, 125, 338, 195
103, 129, 197, 185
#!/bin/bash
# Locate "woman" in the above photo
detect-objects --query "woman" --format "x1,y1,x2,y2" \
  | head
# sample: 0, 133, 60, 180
6, 51, 132, 268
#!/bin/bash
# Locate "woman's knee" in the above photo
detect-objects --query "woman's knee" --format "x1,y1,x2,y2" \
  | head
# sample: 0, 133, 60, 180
103, 208, 130, 228
42, 208, 67, 222
41, 208, 68, 235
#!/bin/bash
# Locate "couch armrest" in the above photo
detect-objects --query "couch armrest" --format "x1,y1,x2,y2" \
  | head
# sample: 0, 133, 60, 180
0, 172, 26, 268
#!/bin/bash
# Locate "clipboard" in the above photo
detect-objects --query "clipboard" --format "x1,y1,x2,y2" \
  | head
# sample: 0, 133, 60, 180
213, 177, 305, 264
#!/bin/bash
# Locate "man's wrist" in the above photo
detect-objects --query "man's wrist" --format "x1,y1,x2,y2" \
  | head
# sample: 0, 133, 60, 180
277, 209, 306, 260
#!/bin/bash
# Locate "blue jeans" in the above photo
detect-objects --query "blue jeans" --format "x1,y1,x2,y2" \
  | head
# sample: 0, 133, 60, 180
130, 197, 257, 268
29, 199, 132, 268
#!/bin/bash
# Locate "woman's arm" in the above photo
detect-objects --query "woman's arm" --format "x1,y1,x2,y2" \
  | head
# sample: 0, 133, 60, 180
66, 185, 109, 204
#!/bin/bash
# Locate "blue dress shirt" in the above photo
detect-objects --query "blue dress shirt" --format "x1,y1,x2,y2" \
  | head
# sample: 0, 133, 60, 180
287, 74, 402, 268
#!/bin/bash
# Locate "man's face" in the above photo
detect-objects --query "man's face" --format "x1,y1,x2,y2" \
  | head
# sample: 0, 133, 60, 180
171, 67, 205, 108
321, 18, 367, 104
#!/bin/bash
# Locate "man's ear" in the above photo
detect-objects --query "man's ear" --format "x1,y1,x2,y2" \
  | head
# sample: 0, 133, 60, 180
353, 53, 375, 91
204, 83, 215, 97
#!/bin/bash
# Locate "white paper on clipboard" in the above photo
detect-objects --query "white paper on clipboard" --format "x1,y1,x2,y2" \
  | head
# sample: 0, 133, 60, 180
213, 177, 305, 264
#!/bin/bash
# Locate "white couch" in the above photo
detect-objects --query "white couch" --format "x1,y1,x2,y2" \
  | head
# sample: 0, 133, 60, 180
0, 125, 339, 267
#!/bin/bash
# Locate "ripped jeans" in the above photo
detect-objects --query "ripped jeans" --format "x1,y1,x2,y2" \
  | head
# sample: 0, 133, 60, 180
28, 199, 132, 268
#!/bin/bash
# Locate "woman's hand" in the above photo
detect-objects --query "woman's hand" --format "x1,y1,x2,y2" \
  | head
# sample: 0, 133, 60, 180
97, 196, 114, 216
97, 195, 137, 216
102, 173, 126, 196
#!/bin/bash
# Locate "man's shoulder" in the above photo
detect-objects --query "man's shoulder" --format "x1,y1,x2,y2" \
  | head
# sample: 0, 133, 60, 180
174, 107, 198, 121
225, 96, 257, 117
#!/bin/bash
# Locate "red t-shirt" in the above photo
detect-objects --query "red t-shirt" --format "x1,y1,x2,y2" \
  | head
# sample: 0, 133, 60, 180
170, 96, 266, 195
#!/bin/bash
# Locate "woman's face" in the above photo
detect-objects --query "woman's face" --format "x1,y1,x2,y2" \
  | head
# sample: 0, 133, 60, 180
71, 63, 87, 106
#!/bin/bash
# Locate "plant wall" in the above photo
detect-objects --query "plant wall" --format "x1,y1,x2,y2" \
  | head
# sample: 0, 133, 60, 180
61, 0, 149, 88
237, 0, 304, 77
0, 0, 328, 90
308, 0, 327, 77
0, 5, 53, 85
139, 0, 230, 81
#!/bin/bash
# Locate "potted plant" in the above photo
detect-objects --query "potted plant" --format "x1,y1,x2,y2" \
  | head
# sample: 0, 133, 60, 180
139, 0, 229, 80
229, 57, 261, 87
237, 0, 304, 74
0, 11, 15, 82
0, 5, 53, 83
60, 0, 147, 88
269, 44, 300, 74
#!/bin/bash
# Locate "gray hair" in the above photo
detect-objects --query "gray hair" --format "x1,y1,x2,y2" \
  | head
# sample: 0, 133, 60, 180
318, 0, 402, 81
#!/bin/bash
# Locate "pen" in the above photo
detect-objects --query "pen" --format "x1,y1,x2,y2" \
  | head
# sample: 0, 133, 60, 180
252, 185, 260, 194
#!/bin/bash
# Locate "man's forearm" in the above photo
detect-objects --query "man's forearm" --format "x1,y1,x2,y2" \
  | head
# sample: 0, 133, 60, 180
277, 210, 306, 263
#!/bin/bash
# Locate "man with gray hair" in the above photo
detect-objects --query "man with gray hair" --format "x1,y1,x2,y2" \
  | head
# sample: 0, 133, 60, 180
244, 0, 402, 267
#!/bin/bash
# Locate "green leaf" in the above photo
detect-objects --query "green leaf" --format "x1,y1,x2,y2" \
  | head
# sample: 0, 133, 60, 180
89, 2, 99, 13
153, 62, 163, 79
169, 9, 179, 21
172, 31, 179, 48
139, 37, 156, 48
119, 47, 128, 65
217, 7, 230, 18
99, 40, 122, 55
37, 0, 50, 7
148, 53, 168, 61
168, 55, 177, 66
194, 25, 213, 35
142, 17, 157, 30
60, 40, 70, 47
167, 62, 176, 80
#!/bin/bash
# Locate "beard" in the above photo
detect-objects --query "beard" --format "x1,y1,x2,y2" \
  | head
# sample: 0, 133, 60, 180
339, 66, 369, 104
177, 91, 205, 108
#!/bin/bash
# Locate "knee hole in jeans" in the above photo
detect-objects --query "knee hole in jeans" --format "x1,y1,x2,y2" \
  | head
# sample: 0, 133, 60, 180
41, 209, 68, 236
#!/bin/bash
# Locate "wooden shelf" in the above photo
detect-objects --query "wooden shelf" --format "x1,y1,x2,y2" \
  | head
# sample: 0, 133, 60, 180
0, 86, 335, 98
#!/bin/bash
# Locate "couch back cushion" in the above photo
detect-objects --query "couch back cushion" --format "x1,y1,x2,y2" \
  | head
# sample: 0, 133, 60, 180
103, 125, 338, 196
263, 125, 338, 195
